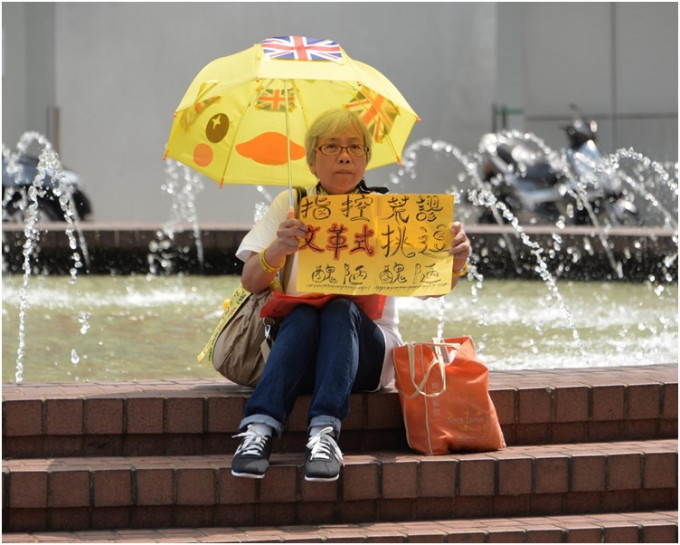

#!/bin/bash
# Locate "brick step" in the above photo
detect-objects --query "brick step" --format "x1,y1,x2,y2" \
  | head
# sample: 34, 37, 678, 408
3, 440, 677, 533
3, 510, 678, 542
3, 364, 677, 459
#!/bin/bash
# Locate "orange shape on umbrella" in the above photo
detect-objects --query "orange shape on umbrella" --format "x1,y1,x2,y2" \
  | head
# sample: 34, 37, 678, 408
193, 143, 213, 167
236, 132, 306, 165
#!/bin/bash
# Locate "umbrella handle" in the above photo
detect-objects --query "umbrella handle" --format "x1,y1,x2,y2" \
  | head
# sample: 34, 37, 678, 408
284, 79, 295, 219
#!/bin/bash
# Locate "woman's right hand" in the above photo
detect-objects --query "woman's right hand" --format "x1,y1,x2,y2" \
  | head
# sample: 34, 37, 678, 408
241, 218, 307, 293
271, 218, 307, 260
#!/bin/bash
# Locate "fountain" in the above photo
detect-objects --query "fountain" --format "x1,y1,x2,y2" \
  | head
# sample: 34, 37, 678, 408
2, 133, 91, 382
1, 132, 677, 383
392, 135, 677, 280
147, 159, 205, 276
388, 135, 676, 364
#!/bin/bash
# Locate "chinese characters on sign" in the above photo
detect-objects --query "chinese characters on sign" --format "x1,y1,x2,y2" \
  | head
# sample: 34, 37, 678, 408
296, 193, 455, 296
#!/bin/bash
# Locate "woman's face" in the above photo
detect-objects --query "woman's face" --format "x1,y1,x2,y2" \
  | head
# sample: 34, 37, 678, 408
309, 125, 367, 195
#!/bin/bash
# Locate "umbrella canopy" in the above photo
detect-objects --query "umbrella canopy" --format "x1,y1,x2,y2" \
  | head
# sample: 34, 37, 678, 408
164, 36, 419, 190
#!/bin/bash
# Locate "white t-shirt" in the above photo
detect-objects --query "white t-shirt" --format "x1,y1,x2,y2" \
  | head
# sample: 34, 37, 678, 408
236, 185, 403, 389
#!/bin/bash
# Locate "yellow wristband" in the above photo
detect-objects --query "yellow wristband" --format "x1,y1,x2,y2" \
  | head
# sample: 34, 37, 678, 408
259, 248, 283, 274
452, 262, 469, 277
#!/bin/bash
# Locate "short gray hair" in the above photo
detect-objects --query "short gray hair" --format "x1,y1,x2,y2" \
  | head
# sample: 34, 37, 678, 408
305, 108, 373, 165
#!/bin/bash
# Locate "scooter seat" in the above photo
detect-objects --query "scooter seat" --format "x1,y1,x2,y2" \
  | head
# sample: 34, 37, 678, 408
518, 162, 560, 187
494, 143, 560, 187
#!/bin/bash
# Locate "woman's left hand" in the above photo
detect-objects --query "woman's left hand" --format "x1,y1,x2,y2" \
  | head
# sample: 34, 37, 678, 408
449, 222, 471, 277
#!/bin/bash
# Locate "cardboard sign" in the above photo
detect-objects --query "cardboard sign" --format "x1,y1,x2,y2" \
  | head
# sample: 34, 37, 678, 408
296, 193, 454, 296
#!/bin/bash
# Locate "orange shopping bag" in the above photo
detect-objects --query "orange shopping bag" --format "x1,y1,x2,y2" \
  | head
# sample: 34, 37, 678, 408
393, 336, 505, 455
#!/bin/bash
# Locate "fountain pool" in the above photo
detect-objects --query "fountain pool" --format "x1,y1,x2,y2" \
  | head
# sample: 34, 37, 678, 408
2, 274, 676, 383
2, 130, 677, 385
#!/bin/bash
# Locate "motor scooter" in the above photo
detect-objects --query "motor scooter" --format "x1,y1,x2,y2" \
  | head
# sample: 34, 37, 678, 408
2, 149, 93, 222
476, 105, 637, 225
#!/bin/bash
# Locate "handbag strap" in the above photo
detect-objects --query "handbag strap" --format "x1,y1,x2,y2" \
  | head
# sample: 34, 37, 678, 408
402, 341, 460, 399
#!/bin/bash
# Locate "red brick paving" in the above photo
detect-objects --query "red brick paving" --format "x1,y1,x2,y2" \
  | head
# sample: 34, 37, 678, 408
2, 511, 677, 542
2, 363, 677, 541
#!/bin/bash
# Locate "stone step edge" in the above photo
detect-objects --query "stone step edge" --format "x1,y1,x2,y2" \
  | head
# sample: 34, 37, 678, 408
5, 363, 677, 400
2, 510, 678, 543
4, 439, 677, 510
3, 364, 678, 441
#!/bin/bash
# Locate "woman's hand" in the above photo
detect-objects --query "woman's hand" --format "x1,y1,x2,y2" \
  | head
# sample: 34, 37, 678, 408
450, 222, 470, 269
449, 222, 471, 289
270, 218, 307, 261
241, 218, 307, 293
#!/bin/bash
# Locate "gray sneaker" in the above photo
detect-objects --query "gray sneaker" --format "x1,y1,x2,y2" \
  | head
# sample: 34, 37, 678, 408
231, 425, 272, 479
304, 427, 343, 482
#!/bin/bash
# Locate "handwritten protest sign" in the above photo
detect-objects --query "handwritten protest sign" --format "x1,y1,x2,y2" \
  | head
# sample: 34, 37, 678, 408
296, 193, 454, 297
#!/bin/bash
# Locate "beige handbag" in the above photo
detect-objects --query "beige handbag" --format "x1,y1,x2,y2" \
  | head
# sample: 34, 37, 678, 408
196, 187, 306, 387
197, 284, 277, 387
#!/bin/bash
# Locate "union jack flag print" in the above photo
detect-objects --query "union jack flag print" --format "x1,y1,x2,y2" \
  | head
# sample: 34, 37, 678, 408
260, 36, 343, 62
256, 88, 297, 112
345, 87, 398, 143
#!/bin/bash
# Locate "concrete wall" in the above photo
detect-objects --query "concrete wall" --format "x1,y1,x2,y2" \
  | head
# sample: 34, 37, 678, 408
2, 2, 677, 226
2, 3, 56, 147
510, 2, 678, 161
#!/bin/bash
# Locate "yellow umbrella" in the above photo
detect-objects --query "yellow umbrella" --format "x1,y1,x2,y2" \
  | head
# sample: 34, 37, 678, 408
164, 36, 419, 205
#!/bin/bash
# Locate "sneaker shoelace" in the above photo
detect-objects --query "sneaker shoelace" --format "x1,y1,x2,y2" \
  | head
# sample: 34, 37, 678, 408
307, 426, 343, 462
233, 425, 269, 457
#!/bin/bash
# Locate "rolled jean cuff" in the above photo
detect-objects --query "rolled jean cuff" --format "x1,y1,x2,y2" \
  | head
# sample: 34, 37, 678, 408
239, 414, 284, 438
309, 415, 342, 439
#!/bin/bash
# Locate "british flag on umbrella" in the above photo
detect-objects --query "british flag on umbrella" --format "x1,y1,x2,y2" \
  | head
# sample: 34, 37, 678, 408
256, 88, 297, 112
261, 36, 343, 62
345, 87, 399, 143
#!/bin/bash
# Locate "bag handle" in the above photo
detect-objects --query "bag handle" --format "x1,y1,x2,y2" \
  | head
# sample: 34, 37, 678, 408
401, 341, 460, 399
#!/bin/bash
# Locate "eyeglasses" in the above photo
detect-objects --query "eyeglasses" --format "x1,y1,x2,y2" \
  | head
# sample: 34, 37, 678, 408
316, 143, 369, 157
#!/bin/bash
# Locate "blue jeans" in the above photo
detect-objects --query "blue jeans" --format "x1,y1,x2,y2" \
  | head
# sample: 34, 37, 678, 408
239, 298, 386, 439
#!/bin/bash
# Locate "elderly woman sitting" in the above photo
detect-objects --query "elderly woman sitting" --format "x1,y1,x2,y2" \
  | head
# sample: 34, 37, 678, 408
231, 108, 470, 481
